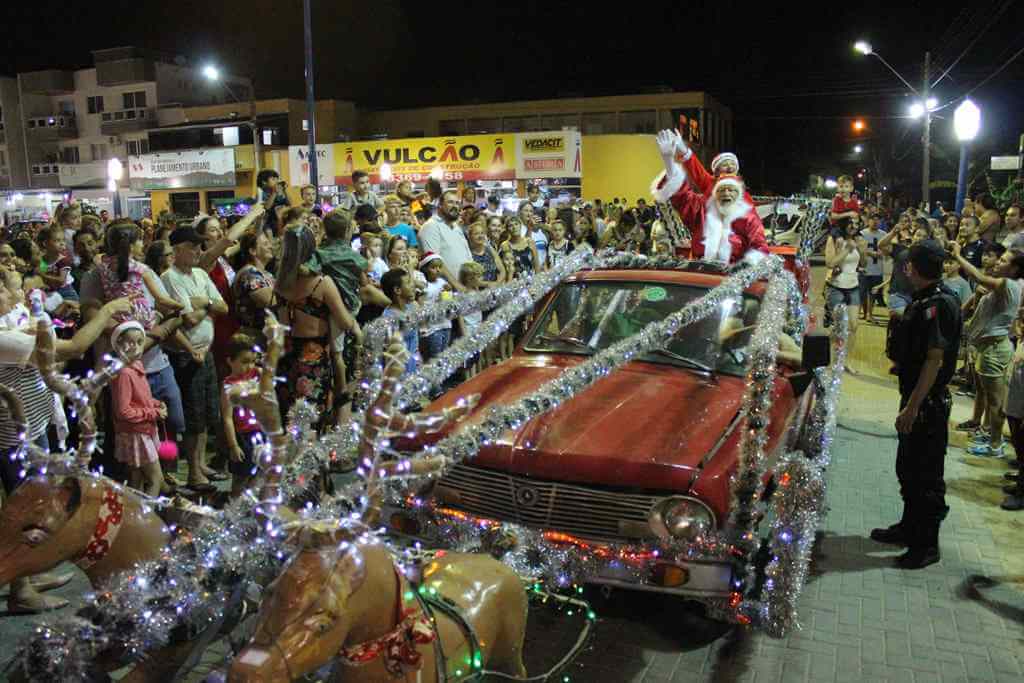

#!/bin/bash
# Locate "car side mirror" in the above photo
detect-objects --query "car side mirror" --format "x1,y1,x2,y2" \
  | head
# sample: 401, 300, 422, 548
801, 332, 831, 370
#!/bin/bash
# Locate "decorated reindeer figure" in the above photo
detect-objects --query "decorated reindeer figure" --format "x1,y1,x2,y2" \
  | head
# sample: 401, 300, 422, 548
228, 336, 527, 682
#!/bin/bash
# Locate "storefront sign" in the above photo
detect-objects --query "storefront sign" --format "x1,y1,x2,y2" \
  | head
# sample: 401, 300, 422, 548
288, 144, 335, 186
515, 131, 582, 179
128, 149, 236, 190
58, 161, 108, 188
338, 134, 515, 183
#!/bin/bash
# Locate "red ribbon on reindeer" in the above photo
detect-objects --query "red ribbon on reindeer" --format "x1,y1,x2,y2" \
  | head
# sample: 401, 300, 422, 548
339, 567, 437, 675
74, 486, 125, 570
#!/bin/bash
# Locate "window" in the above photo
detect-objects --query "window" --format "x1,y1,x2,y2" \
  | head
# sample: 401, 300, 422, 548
114, 111, 124, 121
59, 101, 75, 115
125, 109, 136, 119
31, 165, 40, 175
467, 117, 500, 134
61, 147, 80, 164
439, 119, 467, 136
127, 140, 139, 155
0, 151, 6, 166
27, 119, 36, 129
88, 95, 105, 114
619, 110, 656, 134
102, 112, 112, 121
170, 192, 201, 218
581, 112, 616, 134
90, 143, 109, 160
134, 91, 147, 108
123, 92, 134, 109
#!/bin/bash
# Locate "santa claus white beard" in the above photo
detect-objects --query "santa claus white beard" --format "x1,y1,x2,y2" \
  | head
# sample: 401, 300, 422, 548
714, 198, 749, 225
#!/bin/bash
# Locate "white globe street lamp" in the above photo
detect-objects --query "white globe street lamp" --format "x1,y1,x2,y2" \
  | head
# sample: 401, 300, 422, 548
854, 41, 872, 55
202, 65, 220, 81
954, 99, 981, 212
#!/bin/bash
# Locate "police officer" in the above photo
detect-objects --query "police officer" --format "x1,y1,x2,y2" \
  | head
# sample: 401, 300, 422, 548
870, 240, 961, 569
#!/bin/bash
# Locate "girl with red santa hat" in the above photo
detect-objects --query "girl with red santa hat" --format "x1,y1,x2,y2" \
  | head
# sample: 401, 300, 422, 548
651, 129, 769, 265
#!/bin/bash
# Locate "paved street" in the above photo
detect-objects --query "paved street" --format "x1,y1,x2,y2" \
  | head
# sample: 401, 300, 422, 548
2, 318, 1024, 683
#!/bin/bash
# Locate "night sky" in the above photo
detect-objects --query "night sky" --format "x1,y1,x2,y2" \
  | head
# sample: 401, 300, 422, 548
3, 0, 1024, 198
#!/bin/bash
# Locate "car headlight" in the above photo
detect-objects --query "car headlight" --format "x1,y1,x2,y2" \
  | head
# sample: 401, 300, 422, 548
648, 497, 714, 542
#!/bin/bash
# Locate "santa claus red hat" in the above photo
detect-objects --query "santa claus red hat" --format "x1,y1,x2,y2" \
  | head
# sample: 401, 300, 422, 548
419, 251, 443, 269
710, 152, 739, 174
712, 174, 745, 196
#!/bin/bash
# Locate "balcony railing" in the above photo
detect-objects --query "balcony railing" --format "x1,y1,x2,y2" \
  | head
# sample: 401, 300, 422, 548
26, 116, 77, 140
100, 108, 154, 135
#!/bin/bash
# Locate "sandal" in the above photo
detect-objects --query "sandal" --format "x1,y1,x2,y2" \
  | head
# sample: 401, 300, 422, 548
7, 594, 70, 614
29, 572, 73, 592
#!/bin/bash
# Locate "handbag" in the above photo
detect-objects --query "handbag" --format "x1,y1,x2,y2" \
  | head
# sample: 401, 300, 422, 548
156, 420, 179, 462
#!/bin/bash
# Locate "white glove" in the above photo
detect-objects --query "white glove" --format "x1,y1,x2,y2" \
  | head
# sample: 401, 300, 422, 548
675, 134, 691, 159
656, 129, 681, 173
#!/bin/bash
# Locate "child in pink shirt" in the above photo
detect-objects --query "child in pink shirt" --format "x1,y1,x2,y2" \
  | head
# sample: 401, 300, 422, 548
110, 321, 167, 495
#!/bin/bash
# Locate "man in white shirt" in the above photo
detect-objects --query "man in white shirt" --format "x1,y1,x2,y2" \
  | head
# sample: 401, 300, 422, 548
162, 226, 228, 492
418, 189, 471, 291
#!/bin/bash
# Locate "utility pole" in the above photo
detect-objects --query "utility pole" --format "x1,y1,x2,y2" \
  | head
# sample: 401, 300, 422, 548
303, 0, 318, 198
921, 51, 931, 208
250, 77, 260, 198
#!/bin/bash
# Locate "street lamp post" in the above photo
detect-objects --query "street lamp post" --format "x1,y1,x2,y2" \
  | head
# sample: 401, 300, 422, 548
954, 99, 981, 213
854, 41, 935, 205
303, 0, 318, 198
204, 65, 260, 197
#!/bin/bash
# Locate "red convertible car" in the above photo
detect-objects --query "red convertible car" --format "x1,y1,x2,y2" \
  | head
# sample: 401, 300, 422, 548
391, 261, 826, 597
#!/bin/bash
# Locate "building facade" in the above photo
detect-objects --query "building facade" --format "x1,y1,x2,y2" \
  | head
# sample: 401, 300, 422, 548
2, 47, 251, 221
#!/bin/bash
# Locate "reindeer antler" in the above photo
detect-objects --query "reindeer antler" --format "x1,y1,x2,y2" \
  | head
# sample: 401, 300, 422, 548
359, 334, 479, 528
32, 314, 122, 468
224, 312, 290, 500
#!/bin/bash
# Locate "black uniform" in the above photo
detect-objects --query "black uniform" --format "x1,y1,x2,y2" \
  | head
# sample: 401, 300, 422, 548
888, 281, 962, 550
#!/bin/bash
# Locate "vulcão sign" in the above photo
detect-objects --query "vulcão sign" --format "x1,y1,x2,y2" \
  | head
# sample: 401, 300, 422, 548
338, 134, 515, 183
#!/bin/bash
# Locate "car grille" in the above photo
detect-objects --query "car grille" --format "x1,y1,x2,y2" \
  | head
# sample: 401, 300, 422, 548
434, 464, 664, 543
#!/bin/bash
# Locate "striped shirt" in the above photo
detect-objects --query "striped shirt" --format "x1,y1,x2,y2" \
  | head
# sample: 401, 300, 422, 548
0, 365, 53, 448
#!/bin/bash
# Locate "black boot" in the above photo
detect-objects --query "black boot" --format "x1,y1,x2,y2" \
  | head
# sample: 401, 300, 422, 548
896, 523, 939, 569
870, 524, 908, 544
1001, 492, 1024, 510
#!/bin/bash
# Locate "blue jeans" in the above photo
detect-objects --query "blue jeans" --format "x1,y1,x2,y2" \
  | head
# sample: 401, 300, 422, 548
419, 328, 451, 364
147, 364, 185, 435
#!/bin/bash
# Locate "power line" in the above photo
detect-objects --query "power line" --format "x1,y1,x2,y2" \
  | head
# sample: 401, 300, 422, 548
932, 42, 1024, 111
930, 0, 1013, 87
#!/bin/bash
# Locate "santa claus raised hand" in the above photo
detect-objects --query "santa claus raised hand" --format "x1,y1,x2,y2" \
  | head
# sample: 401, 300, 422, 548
651, 129, 769, 265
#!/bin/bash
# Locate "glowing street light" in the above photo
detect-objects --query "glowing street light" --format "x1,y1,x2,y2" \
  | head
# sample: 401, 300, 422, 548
852, 119, 866, 132
853, 145, 863, 154
954, 99, 981, 213
202, 65, 220, 81
824, 178, 838, 189
954, 99, 980, 142
908, 102, 925, 119
854, 41, 872, 55
926, 96, 938, 110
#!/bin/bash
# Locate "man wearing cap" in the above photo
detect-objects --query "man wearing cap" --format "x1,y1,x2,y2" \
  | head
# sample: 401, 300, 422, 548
354, 203, 383, 236
161, 226, 228, 493
651, 130, 769, 264
872, 239, 961, 569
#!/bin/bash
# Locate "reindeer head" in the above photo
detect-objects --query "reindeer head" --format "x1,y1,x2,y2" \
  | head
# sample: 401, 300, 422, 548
0, 476, 82, 586
229, 524, 367, 682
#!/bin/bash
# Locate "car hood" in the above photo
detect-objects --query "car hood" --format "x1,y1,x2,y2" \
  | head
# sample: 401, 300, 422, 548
411, 355, 746, 492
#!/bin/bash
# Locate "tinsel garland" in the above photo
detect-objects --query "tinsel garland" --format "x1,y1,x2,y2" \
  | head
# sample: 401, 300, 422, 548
724, 274, 792, 584
395, 256, 782, 477
737, 305, 849, 636
10, 252, 841, 680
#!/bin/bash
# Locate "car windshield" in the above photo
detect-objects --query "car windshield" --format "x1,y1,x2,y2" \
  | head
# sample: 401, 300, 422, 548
524, 281, 762, 376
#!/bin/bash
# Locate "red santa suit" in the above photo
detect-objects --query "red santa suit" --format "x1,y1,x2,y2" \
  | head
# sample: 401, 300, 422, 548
679, 149, 756, 206
651, 165, 770, 265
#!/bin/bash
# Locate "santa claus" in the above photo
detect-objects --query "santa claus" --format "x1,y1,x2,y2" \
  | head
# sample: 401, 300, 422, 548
651, 129, 769, 265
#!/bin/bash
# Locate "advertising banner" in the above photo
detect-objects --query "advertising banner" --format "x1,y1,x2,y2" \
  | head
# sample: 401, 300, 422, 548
58, 161, 108, 188
514, 131, 582, 179
128, 149, 236, 190
288, 144, 335, 186
337, 134, 515, 184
